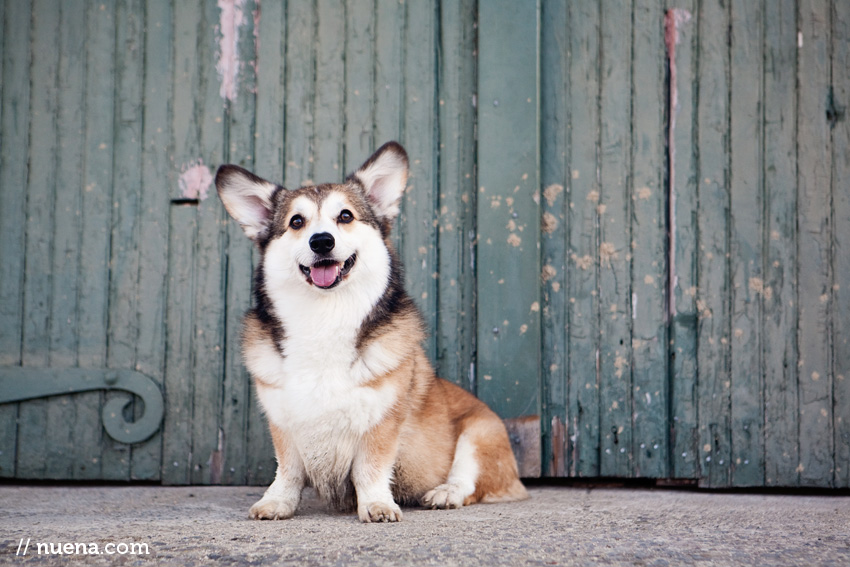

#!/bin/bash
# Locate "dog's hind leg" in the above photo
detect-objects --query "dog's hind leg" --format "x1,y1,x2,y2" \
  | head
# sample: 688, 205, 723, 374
421, 430, 479, 509
422, 409, 529, 509
249, 423, 306, 520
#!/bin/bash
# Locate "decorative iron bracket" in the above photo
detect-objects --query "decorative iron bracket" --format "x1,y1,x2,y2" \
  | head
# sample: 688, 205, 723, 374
0, 367, 164, 444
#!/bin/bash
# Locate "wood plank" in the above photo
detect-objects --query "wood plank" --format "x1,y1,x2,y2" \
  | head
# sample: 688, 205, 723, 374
833, 0, 850, 489
244, 0, 281, 487
696, 0, 732, 488
400, 0, 438, 362
435, 0, 476, 389
762, 0, 799, 487
46, 0, 86, 480
75, 0, 118, 482
189, 0, 228, 485
221, 0, 260, 485
566, 0, 601, 477
313, 0, 344, 182
161, 0, 203, 486
540, 0, 569, 476
631, 0, 668, 479
283, 0, 315, 188
666, 2, 700, 481
343, 0, 375, 172
163, 204, 197, 485
253, 0, 285, 180
17, 0, 59, 479
796, 0, 833, 488
597, 0, 633, 478
131, 0, 173, 481
101, 0, 145, 481
728, 0, 764, 487
374, 0, 404, 255
476, 0, 541, 423
0, 0, 32, 478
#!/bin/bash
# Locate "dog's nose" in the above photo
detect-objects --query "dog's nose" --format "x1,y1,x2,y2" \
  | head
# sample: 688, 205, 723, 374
309, 232, 335, 254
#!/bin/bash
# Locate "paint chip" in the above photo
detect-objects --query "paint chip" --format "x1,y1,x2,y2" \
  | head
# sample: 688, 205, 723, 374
179, 161, 214, 200
542, 212, 558, 234
544, 184, 564, 206
542, 264, 557, 282
637, 186, 652, 200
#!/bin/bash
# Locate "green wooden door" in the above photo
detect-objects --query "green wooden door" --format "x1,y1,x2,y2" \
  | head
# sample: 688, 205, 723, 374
1, 0, 848, 488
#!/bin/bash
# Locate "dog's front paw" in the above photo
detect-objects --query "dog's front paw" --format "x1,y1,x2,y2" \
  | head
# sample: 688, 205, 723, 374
421, 483, 466, 509
358, 500, 403, 523
249, 497, 297, 520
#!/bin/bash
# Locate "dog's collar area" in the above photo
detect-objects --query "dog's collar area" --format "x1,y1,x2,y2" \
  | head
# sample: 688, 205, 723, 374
300, 254, 356, 289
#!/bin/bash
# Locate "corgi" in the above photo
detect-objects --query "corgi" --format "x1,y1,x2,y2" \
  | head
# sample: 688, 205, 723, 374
215, 142, 528, 523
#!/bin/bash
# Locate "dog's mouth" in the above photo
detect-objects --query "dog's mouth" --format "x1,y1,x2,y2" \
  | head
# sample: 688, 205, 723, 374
300, 254, 356, 289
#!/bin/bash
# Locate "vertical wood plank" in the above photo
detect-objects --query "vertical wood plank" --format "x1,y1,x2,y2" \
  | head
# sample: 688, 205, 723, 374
75, 0, 118, 481
477, 0, 541, 421
729, 0, 764, 487
101, 0, 145, 481
763, 0, 799, 487
631, 0, 668, 479
162, 0, 203, 486
0, 0, 32, 478
17, 0, 59, 479
284, 0, 315, 188
313, 0, 344, 182
567, 0, 601, 477
796, 0, 833, 488
163, 204, 197, 485
373, 0, 403, 144
244, 0, 281, 487
400, 0, 438, 361
343, 0, 375, 172
540, 0, 569, 476
833, 0, 850, 489
374, 0, 404, 254
597, 0, 633, 478
254, 0, 285, 180
697, 0, 732, 488
222, 0, 259, 485
190, 0, 227, 485
667, 2, 700, 480
436, 0, 476, 388
130, 0, 173, 481
45, 0, 86, 480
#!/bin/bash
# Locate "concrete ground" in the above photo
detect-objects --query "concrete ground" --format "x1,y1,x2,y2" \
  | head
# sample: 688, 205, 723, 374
0, 484, 847, 566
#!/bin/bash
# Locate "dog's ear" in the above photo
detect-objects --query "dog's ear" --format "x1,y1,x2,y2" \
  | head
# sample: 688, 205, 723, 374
215, 165, 279, 241
350, 142, 409, 221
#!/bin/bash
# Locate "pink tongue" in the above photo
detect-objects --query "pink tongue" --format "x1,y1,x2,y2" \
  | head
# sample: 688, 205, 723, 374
310, 263, 341, 287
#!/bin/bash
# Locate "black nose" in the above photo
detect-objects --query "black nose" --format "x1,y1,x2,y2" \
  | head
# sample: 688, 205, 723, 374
309, 232, 335, 254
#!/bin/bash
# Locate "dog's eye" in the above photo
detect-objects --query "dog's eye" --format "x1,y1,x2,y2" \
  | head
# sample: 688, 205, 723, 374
289, 214, 304, 229
338, 209, 354, 224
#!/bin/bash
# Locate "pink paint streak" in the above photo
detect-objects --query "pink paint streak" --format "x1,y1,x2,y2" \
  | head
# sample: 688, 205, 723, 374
217, 0, 246, 102
179, 161, 214, 201
665, 8, 692, 321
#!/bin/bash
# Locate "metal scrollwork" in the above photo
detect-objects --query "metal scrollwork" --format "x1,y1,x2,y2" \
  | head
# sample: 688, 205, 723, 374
0, 367, 164, 444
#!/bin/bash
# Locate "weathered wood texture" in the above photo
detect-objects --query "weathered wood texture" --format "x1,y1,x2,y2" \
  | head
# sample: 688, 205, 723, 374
539, 0, 850, 488
1, 0, 848, 488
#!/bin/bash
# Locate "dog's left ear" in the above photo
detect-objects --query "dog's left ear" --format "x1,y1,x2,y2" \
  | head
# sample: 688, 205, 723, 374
350, 141, 409, 221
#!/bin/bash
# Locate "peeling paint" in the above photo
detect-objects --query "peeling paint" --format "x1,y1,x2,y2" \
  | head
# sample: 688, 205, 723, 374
541, 264, 557, 282
665, 8, 692, 320
599, 242, 617, 264
179, 160, 214, 201
543, 183, 564, 206
542, 212, 558, 234
507, 233, 522, 247
217, 0, 247, 102
572, 254, 594, 270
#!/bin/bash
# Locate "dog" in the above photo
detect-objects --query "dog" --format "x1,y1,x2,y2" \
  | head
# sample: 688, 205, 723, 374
215, 142, 528, 523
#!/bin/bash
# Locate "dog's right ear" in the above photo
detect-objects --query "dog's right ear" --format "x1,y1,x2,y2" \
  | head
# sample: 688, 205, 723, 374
215, 165, 279, 241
